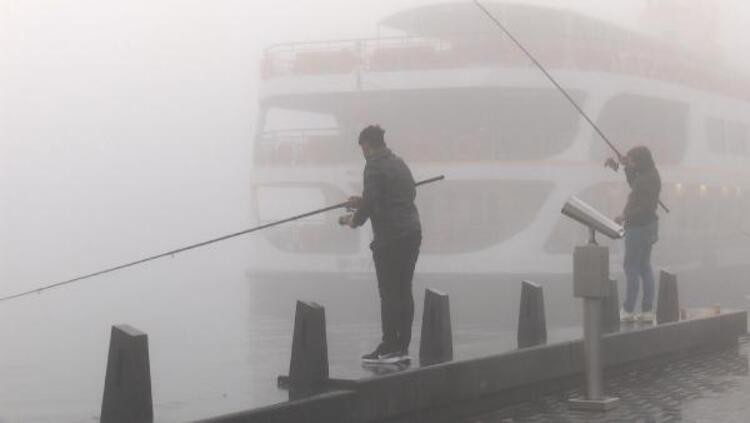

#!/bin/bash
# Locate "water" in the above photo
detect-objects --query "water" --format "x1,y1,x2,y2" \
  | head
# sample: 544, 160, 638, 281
1, 241, 748, 421
0, 242, 267, 422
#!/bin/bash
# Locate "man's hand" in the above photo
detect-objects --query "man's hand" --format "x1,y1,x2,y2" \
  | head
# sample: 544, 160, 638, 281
346, 196, 362, 211
338, 214, 355, 228
614, 215, 625, 225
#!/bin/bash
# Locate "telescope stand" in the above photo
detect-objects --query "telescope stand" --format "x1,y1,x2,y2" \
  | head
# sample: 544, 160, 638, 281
568, 237, 619, 411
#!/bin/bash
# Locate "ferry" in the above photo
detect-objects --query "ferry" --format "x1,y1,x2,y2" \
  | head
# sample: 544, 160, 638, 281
247, 2, 750, 279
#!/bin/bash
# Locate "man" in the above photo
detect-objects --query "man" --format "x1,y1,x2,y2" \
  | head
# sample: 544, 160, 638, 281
340, 125, 422, 364
606, 146, 661, 323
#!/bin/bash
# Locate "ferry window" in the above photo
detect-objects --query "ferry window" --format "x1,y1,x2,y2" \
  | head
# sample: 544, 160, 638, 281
375, 88, 585, 162
545, 181, 749, 267
257, 87, 585, 165
591, 95, 688, 164
418, 180, 554, 254
264, 108, 337, 132
706, 118, 749, 157
706, 118, 726, 154
489, 89, 585, 160
256, 107, 358, 165
257, 183, 360, 254
726, 121, 749, 156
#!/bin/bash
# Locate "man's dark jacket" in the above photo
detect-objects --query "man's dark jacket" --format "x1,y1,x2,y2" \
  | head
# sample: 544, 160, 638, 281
622, 150, 661, 227
352, 148, 421, 248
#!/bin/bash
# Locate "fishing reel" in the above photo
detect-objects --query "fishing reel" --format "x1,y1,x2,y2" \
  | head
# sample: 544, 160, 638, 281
339, 196, 360, 226
604, 157, 621, 172
338, 213, 354, 226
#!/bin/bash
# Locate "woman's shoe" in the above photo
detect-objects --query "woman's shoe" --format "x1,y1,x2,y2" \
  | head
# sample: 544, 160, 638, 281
638, 311, 656, 323
620, 310, 637, 323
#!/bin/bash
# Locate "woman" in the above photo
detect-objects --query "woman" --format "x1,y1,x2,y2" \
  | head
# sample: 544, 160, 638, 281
607, 146, 661, 322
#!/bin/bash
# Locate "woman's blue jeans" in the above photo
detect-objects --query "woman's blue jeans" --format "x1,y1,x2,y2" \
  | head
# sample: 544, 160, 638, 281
623, 220, 658, 313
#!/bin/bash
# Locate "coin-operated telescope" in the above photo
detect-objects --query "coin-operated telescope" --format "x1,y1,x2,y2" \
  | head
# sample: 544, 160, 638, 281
561, 196, 624, 245
561, 196, 621, 411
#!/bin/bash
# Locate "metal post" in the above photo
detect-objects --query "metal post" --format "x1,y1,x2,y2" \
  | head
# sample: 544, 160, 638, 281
569, 242, 619, 411
583, 298, 603, 399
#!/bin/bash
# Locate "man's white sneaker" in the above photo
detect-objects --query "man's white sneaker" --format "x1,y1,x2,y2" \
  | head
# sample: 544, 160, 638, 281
638, 312, 656, 323
620, 310, 636, 323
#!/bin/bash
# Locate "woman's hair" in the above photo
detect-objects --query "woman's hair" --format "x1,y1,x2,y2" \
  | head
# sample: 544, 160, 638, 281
626, 145, 656, 170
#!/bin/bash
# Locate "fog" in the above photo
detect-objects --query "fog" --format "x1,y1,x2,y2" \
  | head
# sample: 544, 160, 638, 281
3, 0, 750, 293
3, 0, 750, 421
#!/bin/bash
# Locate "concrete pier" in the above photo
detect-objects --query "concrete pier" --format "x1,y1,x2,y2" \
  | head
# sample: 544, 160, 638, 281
202, 309, 747, 423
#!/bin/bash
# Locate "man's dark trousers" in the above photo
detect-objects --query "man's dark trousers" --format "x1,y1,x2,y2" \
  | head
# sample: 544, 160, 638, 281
372, 231, 421, 354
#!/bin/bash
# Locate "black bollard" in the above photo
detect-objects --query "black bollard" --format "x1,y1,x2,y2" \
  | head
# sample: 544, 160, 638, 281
419, 289, 453, 366
656, 270, 679, 324
288, 301, 329, 390
517, 281, 547, 348
100, 325, 153, 423
602, 279, 621, 333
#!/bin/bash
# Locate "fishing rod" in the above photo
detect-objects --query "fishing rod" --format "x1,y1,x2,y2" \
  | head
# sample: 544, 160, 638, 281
472, 0, 670, 214
0, 175, 445, 304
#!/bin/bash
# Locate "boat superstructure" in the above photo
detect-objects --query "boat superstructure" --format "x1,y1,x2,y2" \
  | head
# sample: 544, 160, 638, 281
248, 2, 750, 276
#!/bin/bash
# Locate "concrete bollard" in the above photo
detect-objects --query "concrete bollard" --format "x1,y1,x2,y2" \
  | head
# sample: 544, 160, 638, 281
656, 270, 679, 324
100, 324, 153, 423
517, 281, 547, 348
419, 288, 453, 366
602, 279, 621, 333
288, 301, 329, 390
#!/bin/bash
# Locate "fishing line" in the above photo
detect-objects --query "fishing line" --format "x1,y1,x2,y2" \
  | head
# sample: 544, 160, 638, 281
472, 0, 670, 214
0, 175, 445, 304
